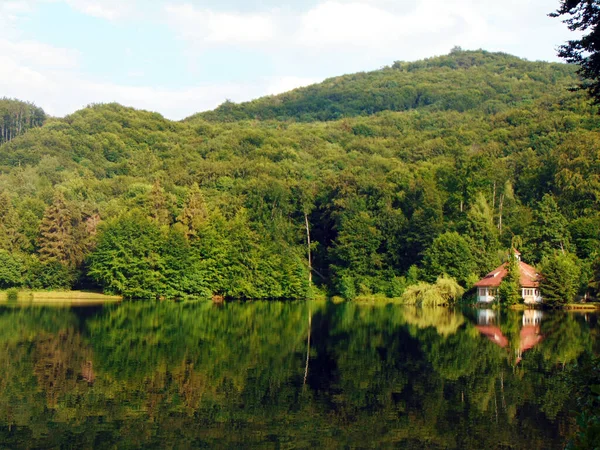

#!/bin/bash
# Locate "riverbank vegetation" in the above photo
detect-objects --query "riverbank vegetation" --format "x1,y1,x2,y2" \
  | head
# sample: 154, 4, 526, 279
0, 50, 599, 300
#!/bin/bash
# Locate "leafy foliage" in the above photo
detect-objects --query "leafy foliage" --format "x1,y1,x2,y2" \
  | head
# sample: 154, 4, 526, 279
0, 50, 598, 300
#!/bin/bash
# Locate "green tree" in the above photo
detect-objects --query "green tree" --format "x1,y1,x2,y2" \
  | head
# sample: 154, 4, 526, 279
176, 183, 208, 239
422, 231, 476, 286
524, 194, 571, 263
148, 180, 171, 226
539, 252, 581, 306
37, 192, 75, 266
88, 212, 165, 299
498, 251, 522, 305
465, 192, 500, 273
0, 250, 23, 288
551, 0, 600, 102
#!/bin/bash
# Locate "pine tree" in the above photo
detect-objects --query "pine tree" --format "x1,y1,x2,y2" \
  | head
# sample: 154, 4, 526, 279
0, 192, 22, 252
149, 180, 171, 226
38, 192, 76, 267
466, 192, 500, 273
176, 183, 208, 239
498, 249, 522, 305
540, 252, 581, 306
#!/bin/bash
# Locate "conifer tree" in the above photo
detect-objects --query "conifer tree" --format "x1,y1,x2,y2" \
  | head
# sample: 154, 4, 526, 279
0, 191, 23, 252
148, 180, 171, 226
498, 249, 522, 305
37, 192, 75, 267
540, 252, 581, 306
176, 183, 208, 239
466, 193, 500, 273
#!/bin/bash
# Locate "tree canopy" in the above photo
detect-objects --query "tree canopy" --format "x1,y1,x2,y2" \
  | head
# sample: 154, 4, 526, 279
0, 50, 598, 300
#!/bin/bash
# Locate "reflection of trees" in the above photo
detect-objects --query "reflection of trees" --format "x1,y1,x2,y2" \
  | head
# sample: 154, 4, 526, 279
402, 306, 465, 336
0, 303, 596, 448
540, 313, 593, 365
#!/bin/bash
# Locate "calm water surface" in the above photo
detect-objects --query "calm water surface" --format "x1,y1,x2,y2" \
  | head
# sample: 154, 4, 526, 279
0, 301, 597, 449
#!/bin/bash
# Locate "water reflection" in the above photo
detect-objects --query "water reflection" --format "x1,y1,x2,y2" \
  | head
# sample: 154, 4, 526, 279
474, 309, 545, 363
0, 302, 597, 449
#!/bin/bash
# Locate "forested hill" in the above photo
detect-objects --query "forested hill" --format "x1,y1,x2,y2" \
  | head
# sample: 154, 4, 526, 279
191, 50, 578, 123
0, 49, 598, 303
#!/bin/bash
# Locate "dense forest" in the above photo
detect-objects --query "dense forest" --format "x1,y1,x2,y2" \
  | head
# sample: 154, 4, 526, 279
0, 50, 599, 301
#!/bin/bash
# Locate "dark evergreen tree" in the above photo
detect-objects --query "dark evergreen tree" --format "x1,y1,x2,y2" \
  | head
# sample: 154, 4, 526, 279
552, 0, 600, 102
539, 252, 581, 306
37, 192, 76, 267
176, 183, 208, 239
148, 180, 171, 226
498, 250, 522, 305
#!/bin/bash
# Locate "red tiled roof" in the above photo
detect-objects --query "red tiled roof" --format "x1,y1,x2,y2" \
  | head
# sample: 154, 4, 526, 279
474, 261, 540, 288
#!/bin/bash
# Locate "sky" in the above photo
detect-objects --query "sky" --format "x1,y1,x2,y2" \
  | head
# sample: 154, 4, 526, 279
0, 0, 575, 120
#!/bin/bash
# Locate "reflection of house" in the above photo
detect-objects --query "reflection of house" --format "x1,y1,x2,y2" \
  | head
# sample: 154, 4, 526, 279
474, 250, 542, 304
475, 309, 509, 347
474, 309, 544, 364
476, 325, 509, 347
516, 310, 544, 363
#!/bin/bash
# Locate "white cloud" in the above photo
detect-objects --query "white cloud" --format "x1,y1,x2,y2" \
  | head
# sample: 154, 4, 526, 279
0, 38, 80, 69
295, 1, 453, 47
61, 0, 133, 20
165, 4, 276, 45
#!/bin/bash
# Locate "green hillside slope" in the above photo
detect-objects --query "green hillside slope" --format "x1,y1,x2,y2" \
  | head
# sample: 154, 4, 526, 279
0, 50, 598, 302
191, 50, 578, 122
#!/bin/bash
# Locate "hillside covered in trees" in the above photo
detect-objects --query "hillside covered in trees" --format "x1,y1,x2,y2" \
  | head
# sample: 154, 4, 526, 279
0, 50, 598, 301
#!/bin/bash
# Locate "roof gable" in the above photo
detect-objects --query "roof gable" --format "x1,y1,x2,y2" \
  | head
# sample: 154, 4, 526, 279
474, 260, 540, 288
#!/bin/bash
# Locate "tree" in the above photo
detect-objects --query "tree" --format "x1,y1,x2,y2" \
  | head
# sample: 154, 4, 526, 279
422, 232, 476, 286
0, 250, 23, 288
539, 252, 581, 306
176, 183, 208, 239
465, 192, 500, 273
88, 212, 165, 299
148, 180, 171, 226
37, 192, 78, 269
498, 250, 522, 305
524, 194, 571, 263
551, 1, 600, 102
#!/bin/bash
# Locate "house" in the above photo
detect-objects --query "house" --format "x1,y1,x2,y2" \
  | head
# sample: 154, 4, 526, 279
474, 250, 542, 304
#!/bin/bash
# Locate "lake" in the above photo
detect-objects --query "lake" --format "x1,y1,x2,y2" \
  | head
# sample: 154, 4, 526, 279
0, 301, 597, 449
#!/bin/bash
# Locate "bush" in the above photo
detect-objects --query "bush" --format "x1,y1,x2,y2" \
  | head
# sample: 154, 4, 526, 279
6, 287, 18, 302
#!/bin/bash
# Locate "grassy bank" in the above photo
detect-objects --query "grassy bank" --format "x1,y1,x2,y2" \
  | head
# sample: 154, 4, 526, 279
0, 290, 122, 306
